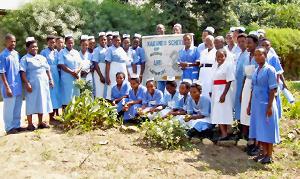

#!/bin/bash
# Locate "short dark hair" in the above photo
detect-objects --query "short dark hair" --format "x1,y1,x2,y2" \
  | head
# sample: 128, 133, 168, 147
46, 35, 56, 41
237, 33, 247, 40
65, 36, 73, 42
26, 40, 37, 48
180, 81, 191, 89
56, 36, 64, 41
247, 34, 259, 45
130, 76, 140, 83
203, 30, 213, 35
146, 80, 156, 87
166, 81, 177, 88
191, 83, 202, 92
116, 72, 126, 79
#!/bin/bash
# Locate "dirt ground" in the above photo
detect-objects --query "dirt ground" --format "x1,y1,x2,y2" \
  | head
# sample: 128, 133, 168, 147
0, 120, 299, 179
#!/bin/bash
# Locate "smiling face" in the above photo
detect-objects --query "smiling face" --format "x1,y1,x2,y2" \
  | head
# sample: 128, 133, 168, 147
80, 40, 89, 52
28, 42, 38, 56
205, 37, 214, 49
216, 50, 226, 65
173, 26, 181, 34
99, 36, 107, 47
130, 79, 139, 90
113, 37, 121, 48
190, 86, 201, 100
261, 40, 271, 53
132, 38, 140, 49
166, 83, 176, 95
179, 83, 189, 96
156, 25, 165, 35
254, 48, 267, 65
89, 39, 96, 50
122, 38, 131, 50
201, 31, 209, 42
226, 33, 234, 46
146, 81, 156, 94
247, 37, 257, 53
107, 36, 113, 46
183, 35, 192, 48
214, 38, 224, 50
116, 73, 125, 85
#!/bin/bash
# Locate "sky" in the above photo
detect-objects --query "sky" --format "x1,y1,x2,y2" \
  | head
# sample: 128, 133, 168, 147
0, 0, 32, 10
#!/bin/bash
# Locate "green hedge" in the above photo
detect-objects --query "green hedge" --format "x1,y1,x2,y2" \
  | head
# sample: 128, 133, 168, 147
266, 28, 300, 80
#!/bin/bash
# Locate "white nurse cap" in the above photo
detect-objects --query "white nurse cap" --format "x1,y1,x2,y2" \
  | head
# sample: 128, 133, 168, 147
123, 34, 130, 38
134, 33, 142, 38
130, 73, 139, 79
166, 76, 175, 81
249, 31, 259, 36
64, 34, 73, 38
112, 31, 120, 36
173, 23, 182, 29
182, 79, 192, 84
146, 77, 155, 82
106, 31, 113, 36
25, 37, 35, 42
230, 27, 236, 32
80, 35, 89, 40
98, 32, 106, 37
236, 26, 246, 32
257, 29, 266, 34
205, 26, 215, 34
88, 36, 95, 40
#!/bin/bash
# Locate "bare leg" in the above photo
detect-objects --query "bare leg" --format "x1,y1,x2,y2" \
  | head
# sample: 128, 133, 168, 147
38, 113, 43, 124
27, 115, 33, 126
219, 124, 228, 137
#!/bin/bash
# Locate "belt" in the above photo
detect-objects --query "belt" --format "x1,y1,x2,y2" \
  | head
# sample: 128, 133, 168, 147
214, 80, 227, 85
200, 64, 213, 67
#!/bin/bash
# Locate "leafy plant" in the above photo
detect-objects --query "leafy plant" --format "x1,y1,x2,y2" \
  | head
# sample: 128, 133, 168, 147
56, 90, 121, 132
74, 79, 93, 93
140, 115, 188, 149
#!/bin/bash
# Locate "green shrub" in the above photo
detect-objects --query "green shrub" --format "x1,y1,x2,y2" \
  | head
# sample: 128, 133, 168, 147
266, 28, 300, 80
140, 116, 188, 149
281, 81, 300, 120
56, 90, 121, 132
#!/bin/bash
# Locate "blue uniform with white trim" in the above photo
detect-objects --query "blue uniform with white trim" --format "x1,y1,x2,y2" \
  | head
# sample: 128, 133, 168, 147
111, 82, 130, 112
178, 46, 200, 80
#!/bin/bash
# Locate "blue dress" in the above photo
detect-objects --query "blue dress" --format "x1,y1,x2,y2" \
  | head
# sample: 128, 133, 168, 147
163, 91, 182, 109
249, 63, 280, 144
142, 89, 163, 107
132, 46, 146, 65
267, 55, 284, 118
178, 46, 200, 80
0, 48, 23, 131
123, 85, 146, 121
58, 48, 81, 105
186, 95, 213, 132
20, 53, 53, 115
177, 94, 191, 111
111, 82, 131, 112
234, 50, 249, 120
41, 48, 61, 109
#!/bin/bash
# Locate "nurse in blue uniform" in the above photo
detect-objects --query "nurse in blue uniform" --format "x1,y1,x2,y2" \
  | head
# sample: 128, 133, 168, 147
131, 33, 146, 82
178, 34, 200, 81
248, 47, 280, 164
122, 34, 138, 77
58, 35, 81, 108
105, 32, 131, 100
122, 74, 146, 122
0, 34, 23, 134
20, 37, 53, 130
111, 72, 130, 113
261, 39, 287, 119
233, 33, 248, 121
139, 79, 163, 114
79, 35, 93, 86
92, 32, 108, 98
41, 35, 61, 123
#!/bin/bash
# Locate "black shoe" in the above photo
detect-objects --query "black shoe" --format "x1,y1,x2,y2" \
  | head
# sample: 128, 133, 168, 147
26, 125, 36, 131
6, 128, 18, 135
248, 145, 260, 156
16, 127, 27, 132
244, 144, 255, 152
187, 128, 199, 139
253, 154, 265, 162
259, 156, 273, 164
218, 135, 230, 141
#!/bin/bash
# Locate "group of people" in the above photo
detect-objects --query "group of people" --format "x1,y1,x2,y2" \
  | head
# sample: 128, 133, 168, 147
0, 23, 287, 164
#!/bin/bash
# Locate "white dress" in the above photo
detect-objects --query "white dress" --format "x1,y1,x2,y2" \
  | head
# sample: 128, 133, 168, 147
240, 58, 256, 126
198, 48, 217, 97
211, 61, 235, 125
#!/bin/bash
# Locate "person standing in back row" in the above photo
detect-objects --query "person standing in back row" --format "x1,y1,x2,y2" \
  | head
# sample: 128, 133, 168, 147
0, 34, 24, 134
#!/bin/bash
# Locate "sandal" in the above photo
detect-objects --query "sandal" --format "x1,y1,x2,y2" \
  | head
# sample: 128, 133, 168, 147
26, 125, 36, 131
37, 122, 50, 129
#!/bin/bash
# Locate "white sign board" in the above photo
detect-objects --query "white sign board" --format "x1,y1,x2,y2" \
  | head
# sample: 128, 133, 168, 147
142, 34, 194, 81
